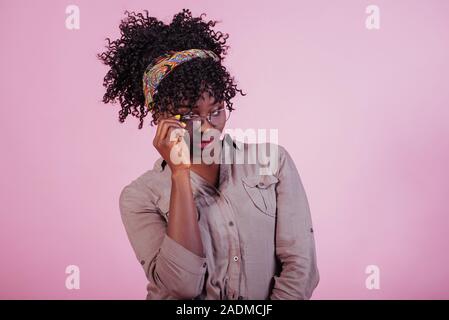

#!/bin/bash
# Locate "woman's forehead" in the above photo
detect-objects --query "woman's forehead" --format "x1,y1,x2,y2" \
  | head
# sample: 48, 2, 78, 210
177, 94, 221, 112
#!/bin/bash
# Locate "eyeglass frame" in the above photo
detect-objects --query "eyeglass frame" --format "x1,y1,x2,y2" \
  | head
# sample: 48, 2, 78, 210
175, 107, 232, 127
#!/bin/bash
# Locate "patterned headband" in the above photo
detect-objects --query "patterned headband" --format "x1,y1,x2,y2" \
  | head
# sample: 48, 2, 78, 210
142, 49, 220, 111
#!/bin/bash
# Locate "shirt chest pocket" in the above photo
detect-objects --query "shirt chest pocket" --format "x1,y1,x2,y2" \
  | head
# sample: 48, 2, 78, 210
241, 174, 279, 217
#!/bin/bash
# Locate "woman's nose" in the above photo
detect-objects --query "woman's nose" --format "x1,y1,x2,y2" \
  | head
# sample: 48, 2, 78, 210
200, 118, 214, 131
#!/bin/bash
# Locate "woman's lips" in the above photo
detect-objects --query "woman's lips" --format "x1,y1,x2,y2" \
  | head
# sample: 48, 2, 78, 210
199, 137, 213, 148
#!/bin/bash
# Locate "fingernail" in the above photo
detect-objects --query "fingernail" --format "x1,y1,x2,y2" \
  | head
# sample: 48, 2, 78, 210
180, 121, 186, 127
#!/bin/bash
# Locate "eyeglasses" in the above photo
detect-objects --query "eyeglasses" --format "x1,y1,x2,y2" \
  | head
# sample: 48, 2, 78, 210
178, 107, 231, 127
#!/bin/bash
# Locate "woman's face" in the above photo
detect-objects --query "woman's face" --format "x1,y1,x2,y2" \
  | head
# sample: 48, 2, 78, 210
175, 91, 227, 152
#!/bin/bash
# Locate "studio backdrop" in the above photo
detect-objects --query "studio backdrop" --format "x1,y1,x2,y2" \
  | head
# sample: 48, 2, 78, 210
1, 0, 448, 299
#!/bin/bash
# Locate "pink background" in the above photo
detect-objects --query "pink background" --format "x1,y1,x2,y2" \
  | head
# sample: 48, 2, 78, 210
1, 0, 448, 299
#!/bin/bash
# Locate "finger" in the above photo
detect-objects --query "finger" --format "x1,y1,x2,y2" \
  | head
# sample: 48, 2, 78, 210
155, 111, 179, 135
159, 119, 186, 141
155, 111, 169, 137
157, 124, 185, 148
155, 119, 183, 145
164, 126, 187, 145
160, 129, 188, 165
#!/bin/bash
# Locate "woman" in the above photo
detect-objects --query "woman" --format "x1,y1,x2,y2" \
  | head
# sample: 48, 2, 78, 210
98, 9, 319, 300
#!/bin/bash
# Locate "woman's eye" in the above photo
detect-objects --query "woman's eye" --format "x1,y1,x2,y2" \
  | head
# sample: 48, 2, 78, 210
181, 114, 195, 120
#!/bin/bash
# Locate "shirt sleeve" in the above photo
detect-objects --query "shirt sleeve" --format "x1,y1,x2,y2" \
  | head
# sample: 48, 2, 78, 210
269, 145, 320, 300
119, 181, 207, 300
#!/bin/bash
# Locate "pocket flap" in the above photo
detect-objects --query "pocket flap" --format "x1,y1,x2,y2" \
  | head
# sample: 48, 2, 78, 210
241, 174, 279, 189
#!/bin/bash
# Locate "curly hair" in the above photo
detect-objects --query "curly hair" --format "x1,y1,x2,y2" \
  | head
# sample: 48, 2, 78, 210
97, 8, 246, 129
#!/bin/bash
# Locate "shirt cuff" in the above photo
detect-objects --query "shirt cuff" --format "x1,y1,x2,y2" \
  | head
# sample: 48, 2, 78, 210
160, 234, 208, 275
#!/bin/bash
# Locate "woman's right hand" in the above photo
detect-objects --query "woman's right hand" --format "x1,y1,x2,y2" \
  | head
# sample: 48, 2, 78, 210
153, 114, 191, 174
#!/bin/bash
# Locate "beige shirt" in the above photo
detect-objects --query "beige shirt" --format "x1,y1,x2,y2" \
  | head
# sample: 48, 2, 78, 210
119, 133, 320, 300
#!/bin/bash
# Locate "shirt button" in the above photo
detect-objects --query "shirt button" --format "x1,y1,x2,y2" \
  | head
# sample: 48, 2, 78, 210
233, 256, 239, 262
203, 262, 207, 267
310, 228, 314, 233
238, 295, 244, 300
140, 260, 145, 265
229, 221, 234, 226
